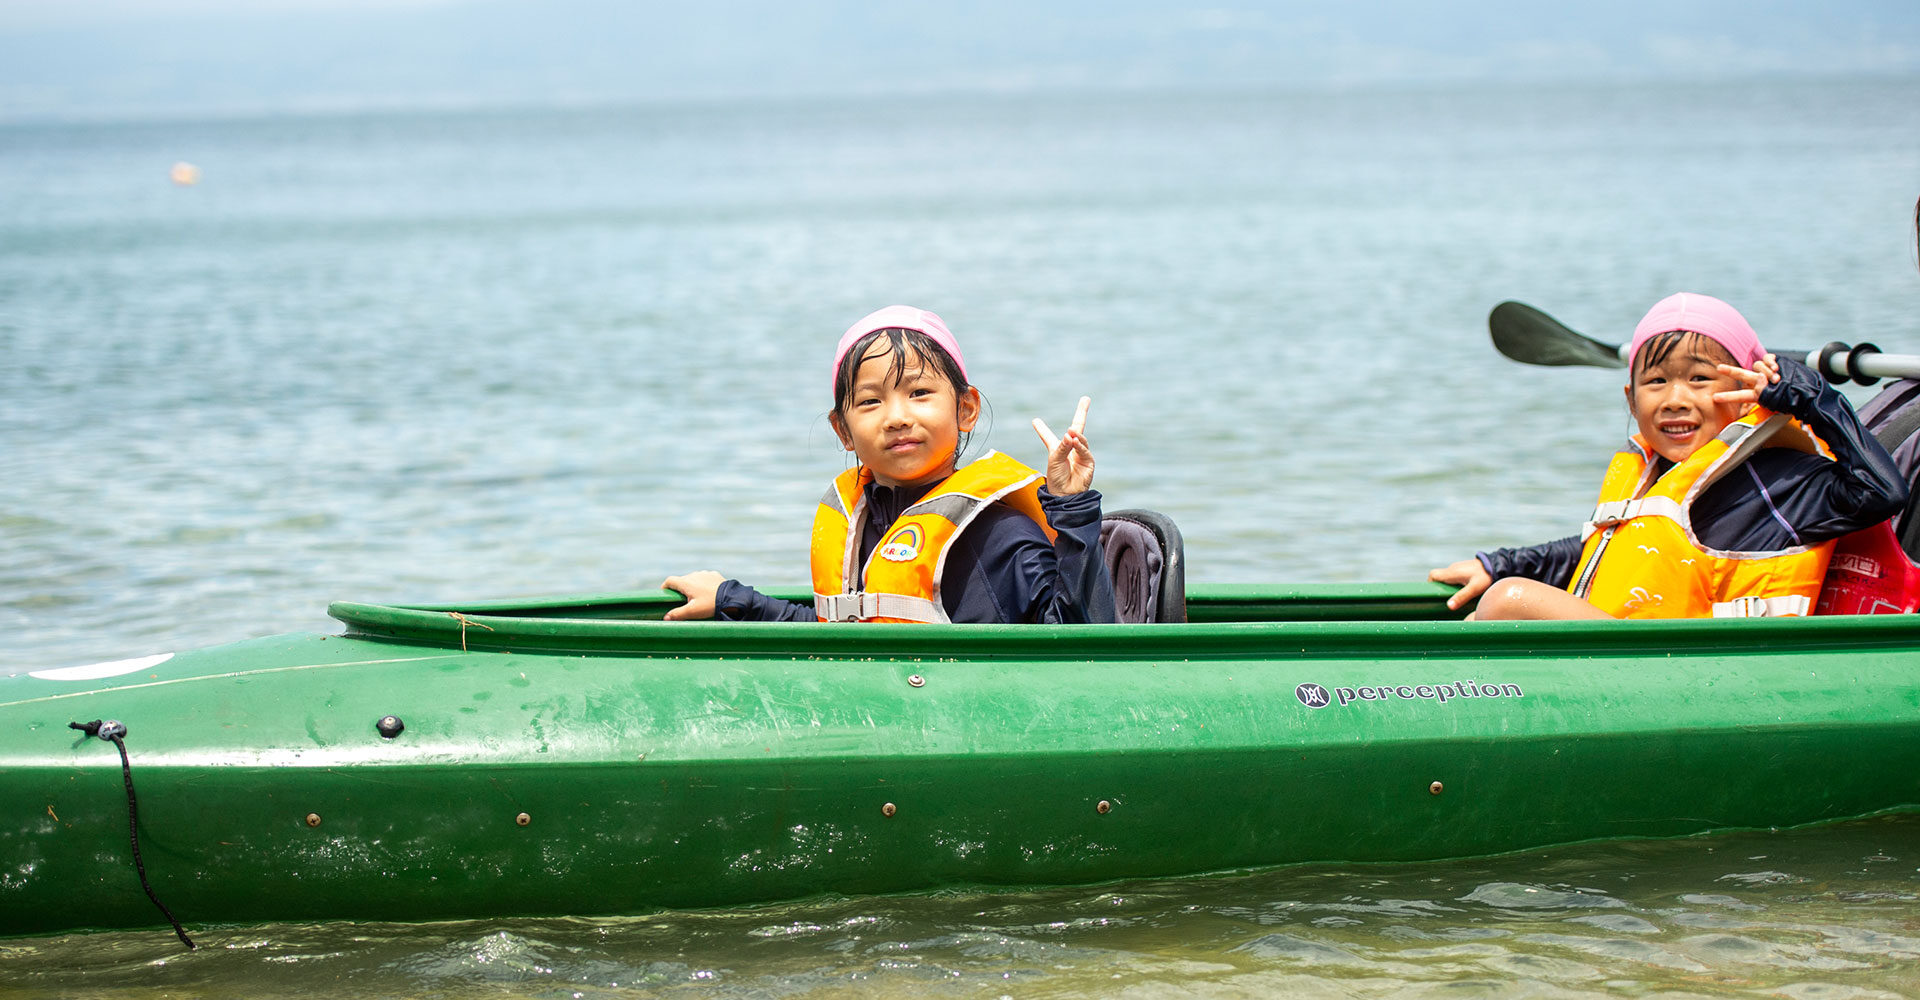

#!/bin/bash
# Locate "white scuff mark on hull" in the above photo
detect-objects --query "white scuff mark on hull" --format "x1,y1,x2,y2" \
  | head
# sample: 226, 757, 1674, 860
2, 653, 465, 711
29, 653, 174, 681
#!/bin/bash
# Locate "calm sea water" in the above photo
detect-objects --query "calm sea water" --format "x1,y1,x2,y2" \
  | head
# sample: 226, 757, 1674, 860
4, 78, 1919, 994
5, 816, 1920, 997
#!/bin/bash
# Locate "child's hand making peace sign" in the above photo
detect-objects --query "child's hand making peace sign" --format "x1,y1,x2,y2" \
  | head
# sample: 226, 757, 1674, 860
1713, 353, 1782, 410
1032, 396, 1095, 495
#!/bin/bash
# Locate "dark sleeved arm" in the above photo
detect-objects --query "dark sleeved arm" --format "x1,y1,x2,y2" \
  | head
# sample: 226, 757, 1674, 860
1476, 536, 1585, 589
711, 579, 816, 622
1037, 487, 1117, 624
940, 488, 1117, 624
1749, 356, 1910, 541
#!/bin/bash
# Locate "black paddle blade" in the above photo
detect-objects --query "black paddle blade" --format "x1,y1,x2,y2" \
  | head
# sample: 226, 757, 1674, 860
1488, 301, 1625, 369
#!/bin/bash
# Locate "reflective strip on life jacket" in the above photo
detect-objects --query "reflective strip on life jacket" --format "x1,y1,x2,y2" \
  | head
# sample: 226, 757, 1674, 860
1711, 595, 1813, 618
1581, 496, 1686, 541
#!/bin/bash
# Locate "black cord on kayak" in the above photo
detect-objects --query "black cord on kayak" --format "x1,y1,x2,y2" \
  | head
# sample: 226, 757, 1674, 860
69, 719, 196, 950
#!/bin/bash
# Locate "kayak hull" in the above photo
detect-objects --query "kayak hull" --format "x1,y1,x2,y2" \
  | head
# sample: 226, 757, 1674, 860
5, 584, 1917, 937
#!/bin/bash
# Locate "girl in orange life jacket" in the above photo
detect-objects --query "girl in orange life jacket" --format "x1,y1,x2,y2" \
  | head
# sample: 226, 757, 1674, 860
660, 305, 1116, 624
1429, 292, 1908, 620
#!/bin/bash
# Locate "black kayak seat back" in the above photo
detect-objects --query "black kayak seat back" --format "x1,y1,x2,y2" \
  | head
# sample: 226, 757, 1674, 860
1856, 378, 1920, 562
1100, 509, 1187, 624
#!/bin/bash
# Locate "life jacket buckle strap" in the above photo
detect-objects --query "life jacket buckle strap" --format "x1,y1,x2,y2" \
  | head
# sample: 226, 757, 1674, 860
1589, 499, 1639, 527
813, 592, 944, 623
1586, 496, 1686, 532
1710, 595, 1812, 618
814, 593, 878, 622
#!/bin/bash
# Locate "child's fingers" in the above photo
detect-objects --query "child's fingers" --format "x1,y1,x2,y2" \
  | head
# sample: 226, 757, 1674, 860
1717, 363, 1772, 391
1032, 417, 1061, 452
1720, 360, 1774, 383
1062, 433, 1094, 476
1445, 579, 1489, 611
1068, 396, 1091, 436
660, 577, 691, 619
1430, 561, 1488, 610
1713, 370, 1764, 399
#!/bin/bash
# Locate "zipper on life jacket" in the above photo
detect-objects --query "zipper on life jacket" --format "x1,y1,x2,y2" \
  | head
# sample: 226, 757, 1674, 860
1571, 525, 1616, 599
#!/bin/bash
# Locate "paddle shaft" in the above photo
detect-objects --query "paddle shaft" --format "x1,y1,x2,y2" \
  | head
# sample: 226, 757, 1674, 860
1488, 301, 1920, 384
1604, 341, 1920, 385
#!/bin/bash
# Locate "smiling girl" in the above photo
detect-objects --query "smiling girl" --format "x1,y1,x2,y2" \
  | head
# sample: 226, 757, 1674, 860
1430, 292, 1908, 620
662, 305, 1115, 624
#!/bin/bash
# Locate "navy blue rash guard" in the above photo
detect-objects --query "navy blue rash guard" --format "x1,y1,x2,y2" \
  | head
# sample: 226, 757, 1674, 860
1478, 356, 1911, 587
711, 482, 1116, 624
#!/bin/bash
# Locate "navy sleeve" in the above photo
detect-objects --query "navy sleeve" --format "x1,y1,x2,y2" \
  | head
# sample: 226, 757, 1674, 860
940, 489, 1116, 624
1476, 536, 1584, 588
1748, 356, 1911, 542
1040, 487, 1117, 624
711, 579, 815, 622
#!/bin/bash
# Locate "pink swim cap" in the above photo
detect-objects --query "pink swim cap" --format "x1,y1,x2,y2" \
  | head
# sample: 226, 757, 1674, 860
831, 305, 967, 388
1627, 292, 1766, 369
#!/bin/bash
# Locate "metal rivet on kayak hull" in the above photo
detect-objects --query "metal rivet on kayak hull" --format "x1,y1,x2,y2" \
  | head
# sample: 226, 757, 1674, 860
1096, 800, 1112, 814
516, 812, 531, 826
305, 813, 322, 827
907, 674, 925, 688
376, 715, 404, 739
1430, 781, 1444, 796
881, 802, 897, 817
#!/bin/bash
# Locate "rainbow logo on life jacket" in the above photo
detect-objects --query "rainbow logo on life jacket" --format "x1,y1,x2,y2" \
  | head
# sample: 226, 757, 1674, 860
878, 525, 922, 562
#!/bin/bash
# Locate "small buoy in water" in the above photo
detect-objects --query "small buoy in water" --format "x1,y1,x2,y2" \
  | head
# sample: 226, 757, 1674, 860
169, 161, 200, 186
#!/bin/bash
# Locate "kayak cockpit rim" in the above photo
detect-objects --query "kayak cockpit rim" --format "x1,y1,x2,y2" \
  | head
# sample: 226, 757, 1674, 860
326, 583, 1920, 659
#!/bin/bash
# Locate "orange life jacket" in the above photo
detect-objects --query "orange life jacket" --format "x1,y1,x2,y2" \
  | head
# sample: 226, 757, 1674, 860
1569, 408, 1835, 619
809, 451, 1056, 623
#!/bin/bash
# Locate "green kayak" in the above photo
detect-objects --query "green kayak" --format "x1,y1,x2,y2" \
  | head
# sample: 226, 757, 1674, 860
4, 583, 1918, 940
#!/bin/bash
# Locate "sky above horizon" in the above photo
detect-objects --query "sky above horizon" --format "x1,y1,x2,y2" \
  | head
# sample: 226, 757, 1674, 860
3, 0, 1918, 119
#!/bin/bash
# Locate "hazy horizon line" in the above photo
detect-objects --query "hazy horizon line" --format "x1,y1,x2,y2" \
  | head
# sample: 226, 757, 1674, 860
6, 67, 1916, 128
